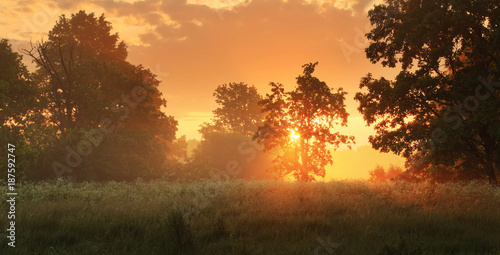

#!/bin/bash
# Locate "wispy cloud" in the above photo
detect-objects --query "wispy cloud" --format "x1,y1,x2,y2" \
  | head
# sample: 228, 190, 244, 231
1, 0, 394, 141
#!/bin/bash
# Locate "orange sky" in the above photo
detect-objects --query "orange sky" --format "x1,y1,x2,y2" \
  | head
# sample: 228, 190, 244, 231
0, 0, 404, 179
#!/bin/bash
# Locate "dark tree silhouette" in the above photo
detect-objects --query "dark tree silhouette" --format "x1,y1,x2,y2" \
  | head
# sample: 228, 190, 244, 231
254, 62, 354, 182
21, 11, 178, 180
0, 39, 39, 179
0, 39, 36, 126
355, 0, 500, 183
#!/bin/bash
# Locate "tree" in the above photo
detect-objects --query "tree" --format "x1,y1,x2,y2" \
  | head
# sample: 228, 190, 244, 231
254, 62, 354, 182
355, 0, 500, 183
0, 39, 36, 126
21, 11, 178, 180
0, 39, 39, 180
22, 10, 128, 134
368, 165, 403, 183
199, 82, 263, 138
190, 132, 275, 181
192, 83, 273, 181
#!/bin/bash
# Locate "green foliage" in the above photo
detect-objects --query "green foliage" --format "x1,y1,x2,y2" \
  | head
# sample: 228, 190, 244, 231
0, 39, 36, 125
199, 82, 263, 138
13, 11, 178, 181
0, 38, 39, 180
193, 83, 273, 181
0, 180, 499, 254
211, 217, 228, 239
255, 62, 355, 181
378, 237, 423, 255
166, 156, 218, 182
166, 209, 194, 254
355, 0, 500, 183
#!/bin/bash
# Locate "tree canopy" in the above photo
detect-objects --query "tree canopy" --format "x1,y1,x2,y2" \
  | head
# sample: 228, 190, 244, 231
0, 39, 40, 180
15, 11, 178, 180
193, 82, 273, 181
0, 39, 36, 127
199, 82, 263, 138
355, 0, 500, 183
255, 62, 354, 182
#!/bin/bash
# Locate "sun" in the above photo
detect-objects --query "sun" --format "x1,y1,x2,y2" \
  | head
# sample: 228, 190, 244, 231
289, 128, 300, 141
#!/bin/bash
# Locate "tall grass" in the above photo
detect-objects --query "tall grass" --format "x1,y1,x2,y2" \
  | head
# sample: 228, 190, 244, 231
1, 179, 499, 254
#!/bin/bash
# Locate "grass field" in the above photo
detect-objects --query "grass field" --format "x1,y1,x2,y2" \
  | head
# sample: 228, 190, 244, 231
1, 179, 499, 255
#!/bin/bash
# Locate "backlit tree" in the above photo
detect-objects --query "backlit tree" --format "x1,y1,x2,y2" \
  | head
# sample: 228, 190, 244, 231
254, 62, 354, 181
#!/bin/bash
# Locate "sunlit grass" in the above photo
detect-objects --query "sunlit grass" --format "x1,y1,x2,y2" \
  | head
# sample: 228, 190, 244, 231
1, 179, 499, 254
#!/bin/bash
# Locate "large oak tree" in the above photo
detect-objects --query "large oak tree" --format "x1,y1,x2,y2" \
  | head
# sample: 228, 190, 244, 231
355, 0, 500, 183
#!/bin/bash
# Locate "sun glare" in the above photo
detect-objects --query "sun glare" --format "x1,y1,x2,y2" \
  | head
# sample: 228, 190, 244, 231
313, 117, 328, 125
289, 128, 300, 141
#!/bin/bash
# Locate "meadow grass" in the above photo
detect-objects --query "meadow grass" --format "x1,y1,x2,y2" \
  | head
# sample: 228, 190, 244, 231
1, 179, 499, 254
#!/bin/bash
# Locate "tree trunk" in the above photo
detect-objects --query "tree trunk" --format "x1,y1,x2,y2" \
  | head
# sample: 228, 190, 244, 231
479, 128, 498, 185
483, 152, 499, 186
300, 138, 309, 182
491, 162, 500, 186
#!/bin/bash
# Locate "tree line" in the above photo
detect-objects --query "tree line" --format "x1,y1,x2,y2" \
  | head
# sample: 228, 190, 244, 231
1, 0, 499, 184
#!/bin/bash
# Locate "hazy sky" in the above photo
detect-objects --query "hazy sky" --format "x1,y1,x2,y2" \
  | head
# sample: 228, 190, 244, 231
0, 0, 404, 179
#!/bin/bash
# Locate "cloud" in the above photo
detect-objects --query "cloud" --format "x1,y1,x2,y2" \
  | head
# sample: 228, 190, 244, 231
114, 1, 385, 141
1, 0, 396, 141
351, 0, 380, 15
